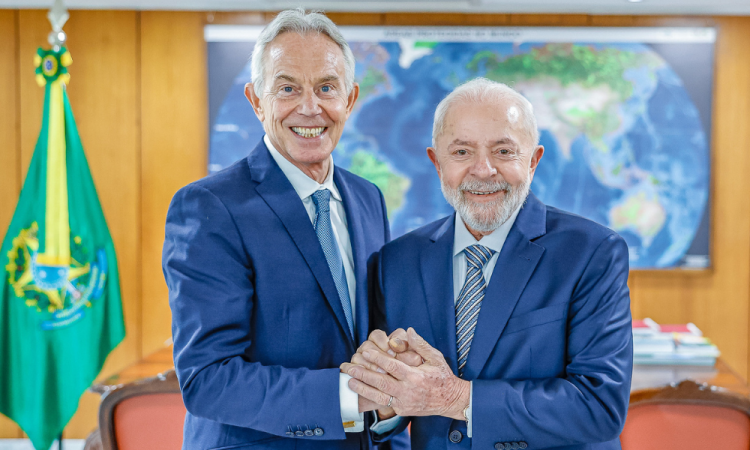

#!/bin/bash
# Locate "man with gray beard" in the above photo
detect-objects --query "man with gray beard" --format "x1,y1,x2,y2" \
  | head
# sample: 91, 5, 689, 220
341, 78, 633, 450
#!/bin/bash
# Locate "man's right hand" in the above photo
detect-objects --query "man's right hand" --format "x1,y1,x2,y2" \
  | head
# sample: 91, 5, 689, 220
340, 329, 422, 419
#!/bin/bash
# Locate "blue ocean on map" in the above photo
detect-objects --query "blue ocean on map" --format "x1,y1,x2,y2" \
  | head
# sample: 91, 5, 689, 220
209, 40, 710, 269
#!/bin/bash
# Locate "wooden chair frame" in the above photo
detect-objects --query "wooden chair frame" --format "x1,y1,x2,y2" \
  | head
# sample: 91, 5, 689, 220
87, 369, 182, 450
629, 379, 750, 414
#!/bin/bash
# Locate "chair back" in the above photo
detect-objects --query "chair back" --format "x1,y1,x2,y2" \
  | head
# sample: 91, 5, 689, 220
621, 379, 750, 450
98, 369, 186, 450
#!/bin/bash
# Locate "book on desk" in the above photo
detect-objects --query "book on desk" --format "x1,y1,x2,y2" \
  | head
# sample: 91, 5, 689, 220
633, 319, 720, 366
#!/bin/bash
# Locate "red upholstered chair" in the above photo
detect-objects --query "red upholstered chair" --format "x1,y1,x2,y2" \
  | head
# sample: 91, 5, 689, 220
96, 369, 186, 450
621, 379, 750, 450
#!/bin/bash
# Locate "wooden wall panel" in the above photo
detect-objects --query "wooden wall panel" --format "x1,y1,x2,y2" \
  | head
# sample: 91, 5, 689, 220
58, 10, 141, 439
384, 12, 510, 26
140, 11, 207, 357
0, 8, 23, 440
208, 11, 265, 25
326, 12, 384, 25
0, 10, 19, 236
17, 10, 46, 181
509, 14, 588, 26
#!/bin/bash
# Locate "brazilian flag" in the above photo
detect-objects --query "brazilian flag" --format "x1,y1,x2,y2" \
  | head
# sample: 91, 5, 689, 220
0, 47, 125, 450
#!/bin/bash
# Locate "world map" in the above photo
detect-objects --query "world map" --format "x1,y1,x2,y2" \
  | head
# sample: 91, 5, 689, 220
208, 31, 711, 269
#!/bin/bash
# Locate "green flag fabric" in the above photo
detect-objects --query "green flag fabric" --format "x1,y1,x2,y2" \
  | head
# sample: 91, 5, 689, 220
0, 47, 125, 450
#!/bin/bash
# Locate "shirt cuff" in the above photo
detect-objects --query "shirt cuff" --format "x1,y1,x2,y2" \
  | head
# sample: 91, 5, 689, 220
340, 373, 364, 432
370, 411, 403, 435
466, 381, 473, 438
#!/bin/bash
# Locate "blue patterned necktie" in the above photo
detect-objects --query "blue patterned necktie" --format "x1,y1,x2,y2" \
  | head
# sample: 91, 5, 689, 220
311, 188, 355, 339
455, 244, 495, 377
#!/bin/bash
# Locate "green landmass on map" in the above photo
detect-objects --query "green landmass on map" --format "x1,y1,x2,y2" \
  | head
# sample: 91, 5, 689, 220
465, 44, 662, 154
358, 66, 388, 101
468, 44, 644, 100
347, 151, 411, 217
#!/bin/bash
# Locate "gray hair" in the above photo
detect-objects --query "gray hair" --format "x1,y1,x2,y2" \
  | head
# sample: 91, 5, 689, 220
251, 8, 355, 97
432, 77, 539, 149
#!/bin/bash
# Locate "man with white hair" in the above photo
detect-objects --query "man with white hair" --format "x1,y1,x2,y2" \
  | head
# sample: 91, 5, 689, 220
342, 78, 633, 449
163, 8, 409, 450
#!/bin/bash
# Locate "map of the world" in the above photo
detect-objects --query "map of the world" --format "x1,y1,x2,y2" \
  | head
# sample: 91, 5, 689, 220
206, 26, 714, 269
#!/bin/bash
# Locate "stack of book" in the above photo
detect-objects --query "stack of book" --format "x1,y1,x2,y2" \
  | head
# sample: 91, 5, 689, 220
632, 318, 720, 366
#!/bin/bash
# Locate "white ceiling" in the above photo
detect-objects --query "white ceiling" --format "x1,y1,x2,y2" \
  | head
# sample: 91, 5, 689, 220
0, 0, 749, 15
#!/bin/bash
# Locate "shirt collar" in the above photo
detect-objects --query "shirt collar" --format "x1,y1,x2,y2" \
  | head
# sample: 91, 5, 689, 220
264, 134, 341, 202
453, 204, 523, 257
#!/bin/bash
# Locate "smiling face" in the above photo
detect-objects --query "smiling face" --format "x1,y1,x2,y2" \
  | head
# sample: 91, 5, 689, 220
428, 98, 544, 237
245, 32, 359, 182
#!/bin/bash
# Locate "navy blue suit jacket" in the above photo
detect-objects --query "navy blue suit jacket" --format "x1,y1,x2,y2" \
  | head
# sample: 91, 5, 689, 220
163, 140, 409, 450
373, 193, 633, 450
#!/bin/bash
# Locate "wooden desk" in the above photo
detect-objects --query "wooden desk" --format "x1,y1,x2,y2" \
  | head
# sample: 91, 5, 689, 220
631, 359, 749, 397
90, 345, 175, 394
91, 345, 749, 398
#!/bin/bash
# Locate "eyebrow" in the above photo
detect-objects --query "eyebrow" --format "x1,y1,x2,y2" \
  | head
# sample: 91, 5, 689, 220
272, 74, 341, 85
273, 74, 298, 84
450, 138, 518, 147
492, 138, 518, 147
318, 75, 341, 84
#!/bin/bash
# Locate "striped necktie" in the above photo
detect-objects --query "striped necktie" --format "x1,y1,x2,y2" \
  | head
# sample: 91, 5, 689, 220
456, 244, 495, 377
311, 188, 355, 339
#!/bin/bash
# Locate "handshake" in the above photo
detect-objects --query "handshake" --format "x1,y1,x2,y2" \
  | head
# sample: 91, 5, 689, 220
341, 328, 471, 422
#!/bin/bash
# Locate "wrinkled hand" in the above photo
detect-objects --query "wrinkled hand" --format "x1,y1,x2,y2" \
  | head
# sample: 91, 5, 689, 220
340, 329, 422, 419
345, 328, 470, 420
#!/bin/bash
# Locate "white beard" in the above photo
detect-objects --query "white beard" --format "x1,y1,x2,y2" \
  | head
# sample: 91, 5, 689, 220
440, 175, 530, 233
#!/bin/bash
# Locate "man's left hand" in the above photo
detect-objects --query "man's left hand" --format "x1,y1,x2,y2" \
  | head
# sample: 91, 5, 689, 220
344, 327, 470, 420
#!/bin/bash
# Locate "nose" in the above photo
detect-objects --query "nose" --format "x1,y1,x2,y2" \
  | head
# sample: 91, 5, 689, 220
469, 154, 498, 178
298, 89, 322, 116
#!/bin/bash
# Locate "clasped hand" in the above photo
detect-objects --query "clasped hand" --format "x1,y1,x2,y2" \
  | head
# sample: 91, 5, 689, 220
340, 327, 470, 421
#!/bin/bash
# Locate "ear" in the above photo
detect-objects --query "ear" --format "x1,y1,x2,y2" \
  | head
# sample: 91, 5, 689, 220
345, 82, 360, 117
427, 147, 441, 178
245, 83, 264, 121
528, 145, 544, 179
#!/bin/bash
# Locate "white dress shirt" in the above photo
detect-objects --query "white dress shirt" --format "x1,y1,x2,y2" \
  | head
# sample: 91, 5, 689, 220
372, 205, 522, 437
264, 135, 364, 432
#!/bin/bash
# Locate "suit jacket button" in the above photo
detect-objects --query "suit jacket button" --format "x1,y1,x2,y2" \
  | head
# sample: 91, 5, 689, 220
449, 430, 463, 443
295, 430, 304, 437
511, 443, 520, 449
505, 444, 513, 450
519, 442, 527, 449
304, 429, 314, 436
314, 427, 324, 436
285, 431, 294, 437
494, 444, 504, 450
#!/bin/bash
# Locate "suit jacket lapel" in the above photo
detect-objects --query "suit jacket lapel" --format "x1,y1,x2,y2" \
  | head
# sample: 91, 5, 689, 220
462, 194, 547, 380
248, 141, 355, 349
333, 169, 369, 347
420, 215, 459, 374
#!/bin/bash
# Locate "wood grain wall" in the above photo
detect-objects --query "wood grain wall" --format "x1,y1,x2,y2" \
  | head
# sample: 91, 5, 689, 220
0, 9, 748, 440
